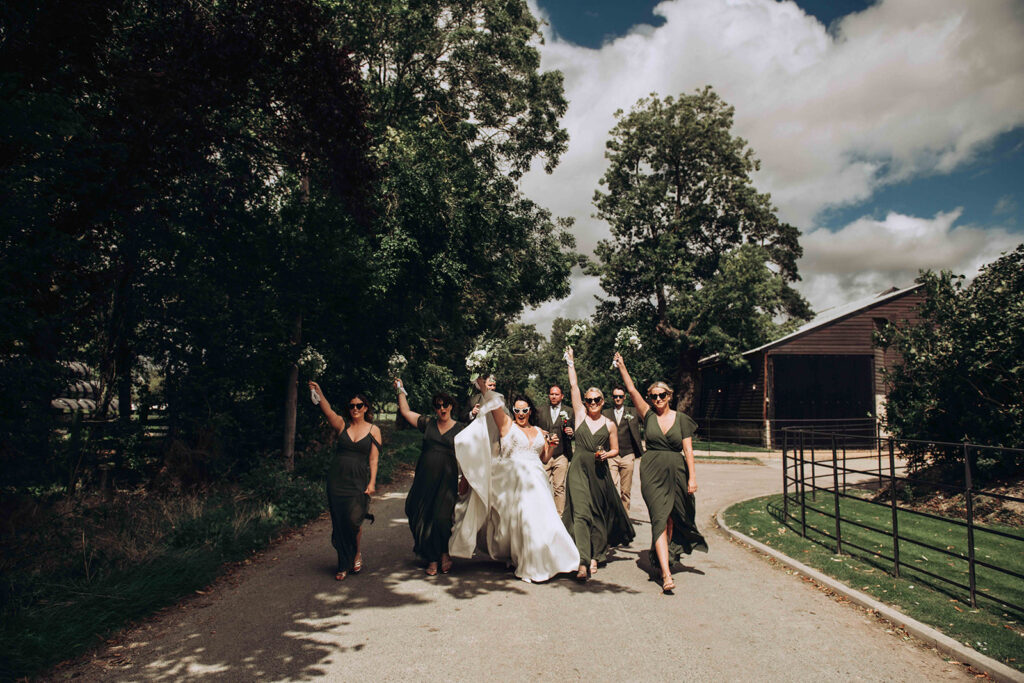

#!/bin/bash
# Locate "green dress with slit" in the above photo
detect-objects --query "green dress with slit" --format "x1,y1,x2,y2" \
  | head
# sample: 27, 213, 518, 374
640, 410, 708, 567
561, 420, 636, 565
405, 415, 465, 563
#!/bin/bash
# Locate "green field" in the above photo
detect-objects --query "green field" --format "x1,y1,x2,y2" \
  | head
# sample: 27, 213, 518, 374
693, 440, 771, 453
724, 493, 1024, 672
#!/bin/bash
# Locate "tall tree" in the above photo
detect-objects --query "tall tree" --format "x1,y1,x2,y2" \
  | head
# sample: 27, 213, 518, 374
590, 88, 811, 411
337, 0, 577, 392
1, 0, 372, 482
876, 245, 1024, 476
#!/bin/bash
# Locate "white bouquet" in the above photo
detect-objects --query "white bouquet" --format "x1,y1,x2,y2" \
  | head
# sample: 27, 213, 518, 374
564, 322, 590, 348
563, 322, 590, 362
297, 345, 327, 378
465, 340, 496, 381
612, 325, 643, 368
387, 353, 408, 377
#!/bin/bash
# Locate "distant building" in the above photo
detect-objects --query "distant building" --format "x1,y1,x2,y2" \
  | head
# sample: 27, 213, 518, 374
697, 285, 924, 448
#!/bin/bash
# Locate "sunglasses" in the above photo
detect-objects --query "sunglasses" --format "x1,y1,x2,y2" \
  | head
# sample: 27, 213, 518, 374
434, 403, 452, 410
612, 394, 625, 399
583, 397, 602, 405
648, 392, 668, 401
512, 407, 530, 415
348, 402, 366, 410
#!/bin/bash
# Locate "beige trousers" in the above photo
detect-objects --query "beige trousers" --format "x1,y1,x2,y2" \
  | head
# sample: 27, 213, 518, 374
544, 454, 569, 515
608, 452, 636, 512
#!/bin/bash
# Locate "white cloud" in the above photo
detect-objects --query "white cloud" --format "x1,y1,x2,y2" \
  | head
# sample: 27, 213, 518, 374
520, 270, 602, 334
517, 0, 1024, 334
798, 209, 1022, 312
994, 195, 1018, 216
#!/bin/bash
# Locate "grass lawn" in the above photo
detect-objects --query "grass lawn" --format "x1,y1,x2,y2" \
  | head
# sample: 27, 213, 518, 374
693, 440, 771, 453
694, 454, 764, 465
724, 493, 1024, 672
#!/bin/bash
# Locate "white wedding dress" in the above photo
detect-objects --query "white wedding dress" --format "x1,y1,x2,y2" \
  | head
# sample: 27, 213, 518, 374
450, 390, 579, 583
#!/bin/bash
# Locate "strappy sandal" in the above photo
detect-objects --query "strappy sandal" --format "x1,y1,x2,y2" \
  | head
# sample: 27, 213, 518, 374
661, 575, 675, 593
335, 571, 347, 581
440, 555, 453, 574
575, 565, 590, 582
352, 554, 363, 574
590, 559, 598, 576
425, 562, 438, 576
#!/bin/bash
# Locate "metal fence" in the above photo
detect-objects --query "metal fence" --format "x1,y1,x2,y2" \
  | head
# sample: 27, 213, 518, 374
778, 428, 1024, 617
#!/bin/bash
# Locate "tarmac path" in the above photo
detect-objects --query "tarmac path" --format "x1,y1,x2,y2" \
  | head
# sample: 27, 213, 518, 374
58, 457, 974, 681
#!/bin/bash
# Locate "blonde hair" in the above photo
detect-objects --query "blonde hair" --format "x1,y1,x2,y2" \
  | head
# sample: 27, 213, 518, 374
646, 381, 673, 398
584, 387, 604, 402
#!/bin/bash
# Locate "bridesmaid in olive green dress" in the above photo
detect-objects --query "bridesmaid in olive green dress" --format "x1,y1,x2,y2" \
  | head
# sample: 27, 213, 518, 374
394, 379, 465, 576
309, 382, 380, 581
561, 348, 636, 581
614, 352, 708, 593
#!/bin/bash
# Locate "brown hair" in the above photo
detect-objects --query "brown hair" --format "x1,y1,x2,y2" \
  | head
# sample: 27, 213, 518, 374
345, 392, 374, 424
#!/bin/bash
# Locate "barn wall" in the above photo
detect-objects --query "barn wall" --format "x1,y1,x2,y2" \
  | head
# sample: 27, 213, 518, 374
696, 289, 925, 447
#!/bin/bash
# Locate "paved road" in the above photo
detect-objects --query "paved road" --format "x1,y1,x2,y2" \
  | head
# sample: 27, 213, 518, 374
59, 457, 973, 681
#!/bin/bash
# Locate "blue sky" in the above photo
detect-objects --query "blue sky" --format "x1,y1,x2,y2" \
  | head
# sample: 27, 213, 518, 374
520, 0, 1024, 332
538, 0, 879, 46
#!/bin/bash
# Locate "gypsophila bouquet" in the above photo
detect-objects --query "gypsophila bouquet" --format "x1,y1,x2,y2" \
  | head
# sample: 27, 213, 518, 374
297, 345, 327, 378
564, 322, 590, 348
465, 339, 496, 381
612, 325, 643, 368
387, 353, 408, 377
563, 322, 590, 362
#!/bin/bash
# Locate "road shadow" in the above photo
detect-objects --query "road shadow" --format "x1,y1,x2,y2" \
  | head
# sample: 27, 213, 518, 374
70, 487, 555, 681
635, 549, 706, 580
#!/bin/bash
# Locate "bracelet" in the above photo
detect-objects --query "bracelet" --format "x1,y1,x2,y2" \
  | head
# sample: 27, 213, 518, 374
566, 361, 574, 368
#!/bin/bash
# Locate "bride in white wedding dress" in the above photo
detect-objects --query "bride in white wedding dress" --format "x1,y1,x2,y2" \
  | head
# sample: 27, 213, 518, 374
450, 378, 579, 582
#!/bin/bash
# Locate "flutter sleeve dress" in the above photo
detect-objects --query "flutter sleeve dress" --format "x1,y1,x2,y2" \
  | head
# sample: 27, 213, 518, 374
639, 410, 708, 566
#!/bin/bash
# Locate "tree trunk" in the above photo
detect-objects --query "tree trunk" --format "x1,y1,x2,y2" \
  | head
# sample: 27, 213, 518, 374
282, 313, 302, 471
674, 346, 702, 415
283, 172, 311, 471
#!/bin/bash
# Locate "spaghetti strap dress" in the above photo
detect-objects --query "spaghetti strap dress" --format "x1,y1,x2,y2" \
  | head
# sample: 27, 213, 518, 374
562, 421, 636, 566
640, 410, 708, 565
327, 429, 375, 573
405, 415, 465, 563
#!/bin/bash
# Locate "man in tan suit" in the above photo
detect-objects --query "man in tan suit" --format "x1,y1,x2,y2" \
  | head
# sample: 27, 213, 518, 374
535, 384, 573, 514
602, 386, 643, 512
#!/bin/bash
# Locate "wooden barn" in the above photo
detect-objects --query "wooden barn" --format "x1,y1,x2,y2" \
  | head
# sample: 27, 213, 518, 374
697, 284, 925, 447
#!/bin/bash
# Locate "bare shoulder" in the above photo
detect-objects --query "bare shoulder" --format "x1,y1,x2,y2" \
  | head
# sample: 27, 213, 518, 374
370, 424, 383, 440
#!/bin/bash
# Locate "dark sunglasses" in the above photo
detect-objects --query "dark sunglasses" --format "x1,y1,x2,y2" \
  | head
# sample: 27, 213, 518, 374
648, 392, 668, 400
348, 402, 366, 410
512, 407, 530, 415
612, 394, 625, 399
434, 402, 452, 410
583, 397, 602, 405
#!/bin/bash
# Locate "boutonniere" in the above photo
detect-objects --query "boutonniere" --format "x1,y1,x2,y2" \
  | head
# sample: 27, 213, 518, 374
558, 410, 568, 420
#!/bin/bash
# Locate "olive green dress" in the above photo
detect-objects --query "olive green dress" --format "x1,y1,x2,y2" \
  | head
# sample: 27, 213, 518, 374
405, 415, 465, 563
640, 410, 708, 565
562, 421, 636, 565
327, 429, 377, 573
